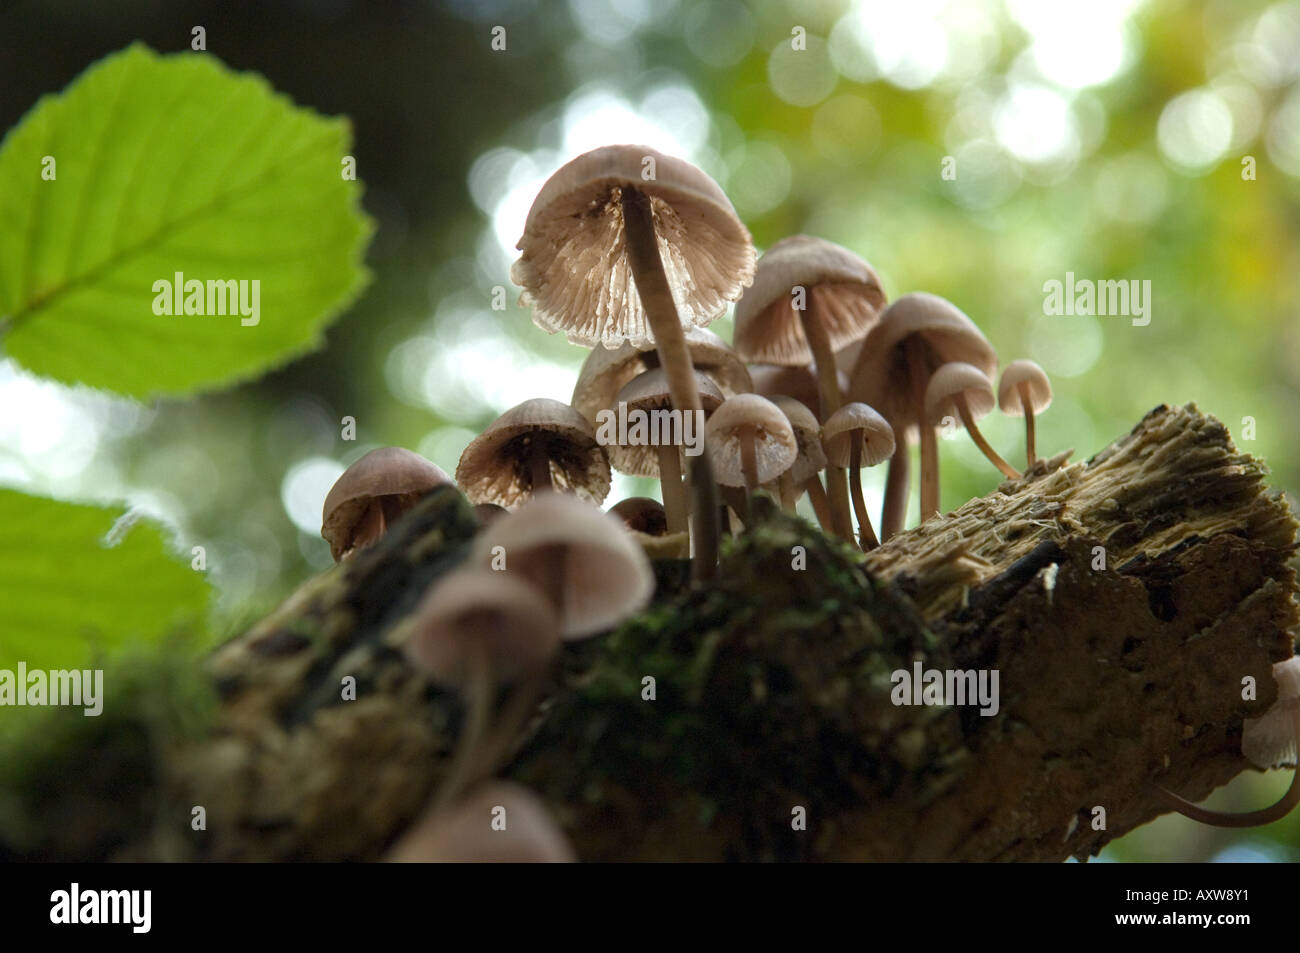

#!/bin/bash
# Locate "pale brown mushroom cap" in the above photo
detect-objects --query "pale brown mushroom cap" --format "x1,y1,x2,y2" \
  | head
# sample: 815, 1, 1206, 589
386, 782, 576, 863
604, 367, 724, 477
1242, 656, 1300, 769
924, 362, 997, 425
998, 359, 1053, 416
848, 293, 998, 433
473, 493, 654, 639
822, 402, 896, 469
609, 497, 668, 536
321, 447, 453, 561
455, 398, 611, 508
771, 395, 827, 485
404, 570, 560, 685
706, 393, 798, 487
510, 145, 756, 348
734, 235, 886, 365
751, 363, 847, 418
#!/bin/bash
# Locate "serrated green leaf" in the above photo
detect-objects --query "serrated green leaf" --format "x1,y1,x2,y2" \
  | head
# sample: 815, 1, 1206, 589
0, 489, 210, 669
0, 43, 373, 398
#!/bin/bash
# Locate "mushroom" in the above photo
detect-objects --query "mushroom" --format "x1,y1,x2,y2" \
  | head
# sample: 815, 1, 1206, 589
473, 502, 508, 527
924, 362, 1021, 518
474, 492, 654, 639
611, 367, 724, 535
455, 398, 610, 509
706, 393, 798, 521
609, 497, 668, 536
750, 364, 849, 421
997, 359, 1053, 468
768, 395, 832, 529
734, 236, 886, 542
848, 293, 998, 538
512, 144, 756, 582
1152, 656, 1300, 827
321, 447, 453, 561
404, 569, 561, 808
386, 782, 576, 863
572, 327, 751, 427
822, 403, 895, 550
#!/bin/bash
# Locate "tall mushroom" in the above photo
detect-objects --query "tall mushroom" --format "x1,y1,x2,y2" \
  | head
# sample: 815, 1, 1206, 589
1152, 656, 1300, 827
733, 235, 886, 542
924, 362, 1021, 516
512, 144, 756, 582
610, 367, 724, 536
706, 393, 797, 522
455, 398, 610, 509
822, 403, 895, 550
998, 359, 1053, 468
848, 293, 997, 538
321, 447, 453, 561
768, 395, 831, 529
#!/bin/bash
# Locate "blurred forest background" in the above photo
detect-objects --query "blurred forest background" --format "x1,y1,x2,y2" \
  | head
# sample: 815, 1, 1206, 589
1, 0, 1298, 861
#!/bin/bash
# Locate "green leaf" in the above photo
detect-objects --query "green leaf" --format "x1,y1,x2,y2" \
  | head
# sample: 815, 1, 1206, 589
0, 43, 373, 398
0, 489, 210, 669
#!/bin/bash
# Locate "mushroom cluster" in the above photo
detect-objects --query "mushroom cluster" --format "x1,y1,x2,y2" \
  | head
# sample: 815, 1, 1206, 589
309, 142, 1296, 857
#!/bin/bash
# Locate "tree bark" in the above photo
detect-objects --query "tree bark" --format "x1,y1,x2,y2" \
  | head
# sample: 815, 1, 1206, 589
6, 404, 1295, 862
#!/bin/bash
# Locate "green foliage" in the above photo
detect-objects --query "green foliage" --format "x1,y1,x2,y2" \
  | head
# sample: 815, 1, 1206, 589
0, 489, 210, 669
0, 43, 373, 398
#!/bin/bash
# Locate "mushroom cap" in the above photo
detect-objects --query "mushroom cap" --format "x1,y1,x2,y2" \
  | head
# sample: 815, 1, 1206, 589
473, 502, 509, 527
998, 359, 1054, 416
770, 395, 827, 485
1242, 656, 1300, 769
609, 496, 668, 536
455, 398, 611, 508
751, 363, 847, 418
571, 327, 752, 427
734, 235, 886, 365
606, 367, 724, 477
706, 393, 799, 487
848, 293, 998, 433
473, 493, 654, 639
924, 362, 997, 425
321, 447, 453, 560
822, 402, 896, 469
404, 570, 560, 685
386, 782, 576, 863
510, 145, 756, 348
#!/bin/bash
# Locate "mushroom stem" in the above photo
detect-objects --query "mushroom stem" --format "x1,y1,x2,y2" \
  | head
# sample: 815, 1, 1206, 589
955, 393, 1021, 480
1150, 709, 1300, 828
777, 471, 797, 513
527, 441, 553, 494
911, 347, 941, 523
798, 303, 854, 542
655, 444, 689, 535
436, 646, 495, 811
848, 435, 879, 551
1018, 380, 1038, 466
739, 424, 759, 496
880, 439, 909, 541
621, 187, 719, 582
803, 477, 834, 532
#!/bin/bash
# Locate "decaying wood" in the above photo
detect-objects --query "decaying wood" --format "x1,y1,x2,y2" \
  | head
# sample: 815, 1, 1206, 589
4, 404, 1295, 862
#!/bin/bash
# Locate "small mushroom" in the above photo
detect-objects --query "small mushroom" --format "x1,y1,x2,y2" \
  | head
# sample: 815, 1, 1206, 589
455, 398, 610, 508
386, 782, 576, 863
321, 447, 453, 561
474, 492, 654, 639
611, 367, 724, 535
750, 363, 849, 421
512, 145, 756, 582
404, 569, 561, 808
1152, 656, 1300, 827
998, 359, 1053, 468
706, 393, 798, 521
848, 293, 997, 539
822, 403, 895, 550
734, 236, 886, 542
924, 363, 1021, 515
609, 497, 668, 536
473, 502, 509, 527
768, 396, 831, 529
